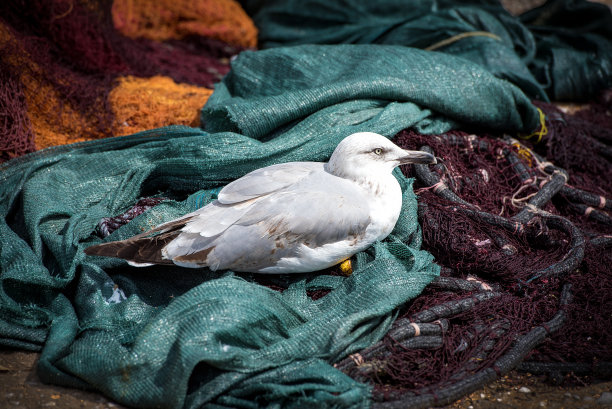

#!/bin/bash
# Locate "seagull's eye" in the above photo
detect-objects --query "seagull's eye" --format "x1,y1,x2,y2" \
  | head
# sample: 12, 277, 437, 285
373, 148, 383, 155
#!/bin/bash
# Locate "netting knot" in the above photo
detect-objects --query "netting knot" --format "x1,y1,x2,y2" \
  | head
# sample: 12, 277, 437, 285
410, 322, 421, 337
598, 196, 607, 209
467, 276, 492, 291
349, 353, 364, 366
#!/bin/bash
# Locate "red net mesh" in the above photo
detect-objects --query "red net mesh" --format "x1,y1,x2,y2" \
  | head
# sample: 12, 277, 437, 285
321, 94, 609, 403
96, 92, 610, 400
0, 53, 36, 161
0, 0, 245, 158
2, 0, 609, 396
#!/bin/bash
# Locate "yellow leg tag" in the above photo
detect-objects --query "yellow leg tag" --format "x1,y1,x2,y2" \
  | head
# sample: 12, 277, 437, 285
339, 259, 353, 275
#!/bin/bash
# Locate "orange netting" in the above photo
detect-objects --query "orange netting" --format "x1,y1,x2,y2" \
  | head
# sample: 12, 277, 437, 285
109, 75, 213, 136
2, 22, 213, 150
112, 0, 257, 48
26, 81, 103, 150
0, 22, 102, 150
1, 0, 227, 154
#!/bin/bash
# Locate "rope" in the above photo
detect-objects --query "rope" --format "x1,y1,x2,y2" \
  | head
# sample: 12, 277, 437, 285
518, 107, 547, 144
425, 31, 502, 51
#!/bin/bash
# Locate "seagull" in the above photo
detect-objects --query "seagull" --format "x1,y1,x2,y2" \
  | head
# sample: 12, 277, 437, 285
85, 132, 436, 273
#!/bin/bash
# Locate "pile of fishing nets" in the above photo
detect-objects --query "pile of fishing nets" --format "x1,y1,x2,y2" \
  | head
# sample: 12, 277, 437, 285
341, 96, 612, 406
0, 0, 254, 161
1, 0, 611, 408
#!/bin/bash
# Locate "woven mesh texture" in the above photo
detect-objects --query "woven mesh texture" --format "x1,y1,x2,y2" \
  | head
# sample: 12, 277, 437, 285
1, 0, 610, 407
202, 44, 539, 137
112, 0, 258, 47
0, 126, 438, 408
242, 0, 612, 101
0, 42, 544, 407
0, 0, 243, 157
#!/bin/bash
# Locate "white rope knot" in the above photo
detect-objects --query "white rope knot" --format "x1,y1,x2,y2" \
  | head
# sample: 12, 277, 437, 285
513, 221, 524, 234
432, 181, 446, 193
523, 177, 536, 185
349, 353, 364, 366
467, 276, 492, 291
410, 322, 421, 337
599, 196, 607, 209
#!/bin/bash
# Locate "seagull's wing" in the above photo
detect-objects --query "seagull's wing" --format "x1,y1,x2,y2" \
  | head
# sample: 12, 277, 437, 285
165, 169, 372, 272
176, 162, 326, 238
85, 162, 321, 265
217, 162, 323, 204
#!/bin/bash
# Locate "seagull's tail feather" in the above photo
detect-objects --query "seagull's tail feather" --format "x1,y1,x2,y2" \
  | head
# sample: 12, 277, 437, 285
84, 216, 194, 266
84, 233, 178, 265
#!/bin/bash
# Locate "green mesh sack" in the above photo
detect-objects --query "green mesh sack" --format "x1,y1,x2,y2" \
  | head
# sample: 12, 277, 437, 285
1, 45, 539, 408
241, 0, 612, 101
519, 0, 612, 101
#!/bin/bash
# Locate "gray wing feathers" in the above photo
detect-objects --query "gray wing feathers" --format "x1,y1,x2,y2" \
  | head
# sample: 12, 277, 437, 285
165, 168, 372, 270
91, 163, 373, 271
217, 162, 323, 204
181, 201, 253, 237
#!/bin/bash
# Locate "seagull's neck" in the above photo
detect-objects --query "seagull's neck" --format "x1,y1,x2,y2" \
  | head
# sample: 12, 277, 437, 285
350, 172, 403, 242
326, 165, 398, 198
352, 174, 396, 198
325, 164, 402, 241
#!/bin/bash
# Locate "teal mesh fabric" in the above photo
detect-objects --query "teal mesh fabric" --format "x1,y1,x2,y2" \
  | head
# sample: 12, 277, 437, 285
0, 129, 437, 408
241, 0, 612, 101
202, 44, 539, 136
519, 0, 612, 101
0, 44, 541, 408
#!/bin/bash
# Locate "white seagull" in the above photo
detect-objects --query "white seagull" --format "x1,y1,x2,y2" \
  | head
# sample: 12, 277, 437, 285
85, 132, 436, 273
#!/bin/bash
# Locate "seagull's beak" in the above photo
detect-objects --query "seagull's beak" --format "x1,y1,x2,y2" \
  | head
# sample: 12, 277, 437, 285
398, 150, 437, 165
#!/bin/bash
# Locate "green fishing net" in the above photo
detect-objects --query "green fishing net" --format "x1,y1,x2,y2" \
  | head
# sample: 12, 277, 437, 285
241, 0, 612, 101
1, 44, 539, 407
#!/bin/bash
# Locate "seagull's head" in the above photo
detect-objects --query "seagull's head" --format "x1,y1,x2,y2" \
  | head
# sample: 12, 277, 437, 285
325, 132, 436, 179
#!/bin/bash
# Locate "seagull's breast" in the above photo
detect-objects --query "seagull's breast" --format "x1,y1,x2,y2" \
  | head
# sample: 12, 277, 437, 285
359, 174, 403, 243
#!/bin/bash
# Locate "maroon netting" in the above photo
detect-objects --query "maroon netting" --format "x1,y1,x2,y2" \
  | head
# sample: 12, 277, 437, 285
0, 0, 244, 160
0, 55, 36, 161
334, 92, 611, 406
97, 197, 169, 237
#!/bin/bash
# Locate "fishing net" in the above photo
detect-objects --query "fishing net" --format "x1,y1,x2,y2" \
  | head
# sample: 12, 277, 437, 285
1, 0, 611, 407
242, 0, 612, 101
112, 0, 257, 47
0, 43, 547, 408
344, 104, 612, 405
0, 0, 246, 159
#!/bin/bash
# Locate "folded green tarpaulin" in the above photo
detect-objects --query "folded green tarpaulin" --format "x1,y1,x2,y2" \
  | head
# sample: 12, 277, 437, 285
241, 0, 612, 101
1, 45, 538, 408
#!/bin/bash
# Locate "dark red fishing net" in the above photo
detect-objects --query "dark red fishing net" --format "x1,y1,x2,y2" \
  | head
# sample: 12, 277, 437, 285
0, 55, 36, 162
97, 197, 169, 237
334, 94, 611, 405
96, 92, 610, 406
0, 0, 244, 160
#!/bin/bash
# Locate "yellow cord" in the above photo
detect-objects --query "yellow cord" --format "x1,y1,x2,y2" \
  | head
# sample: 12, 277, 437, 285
425, 31, 502, 51
518, 108, 547, 144
512, 142, 534, 167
